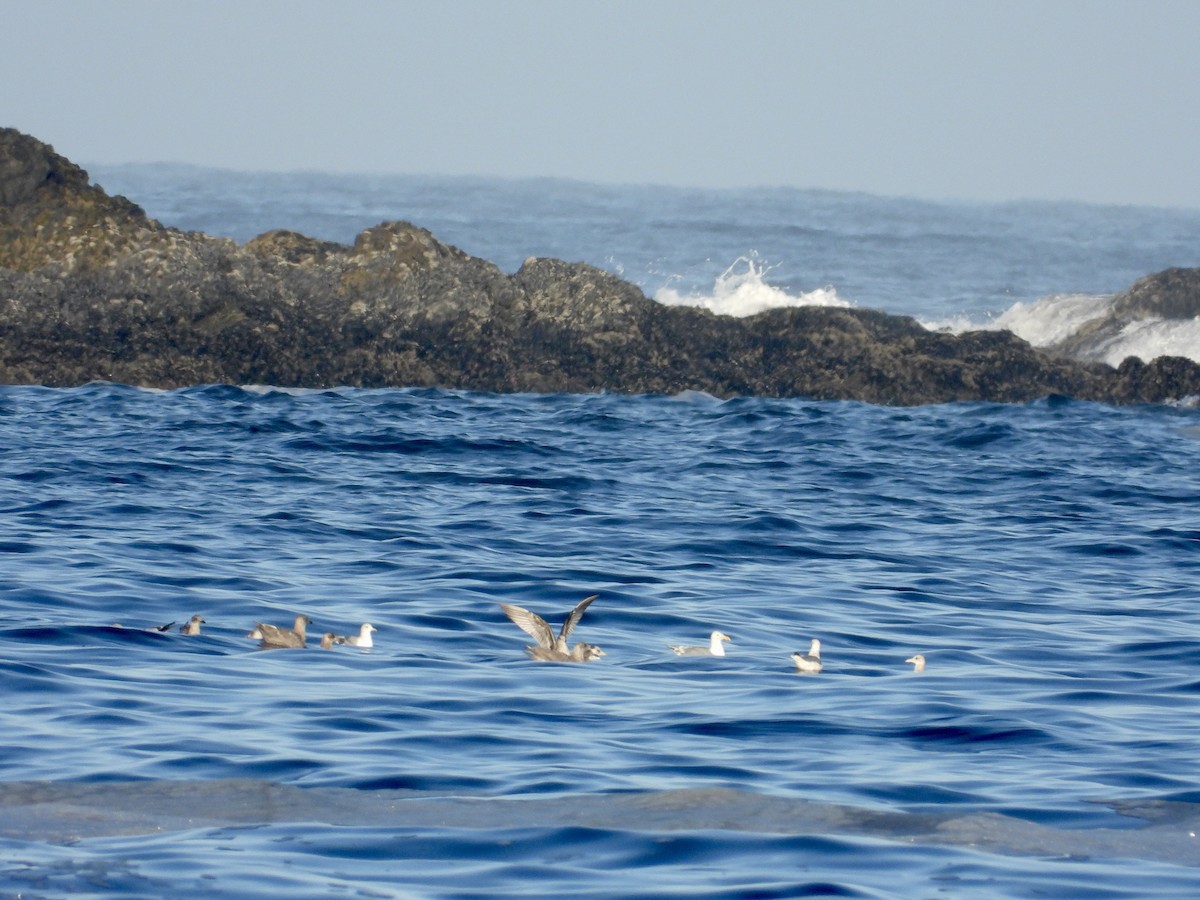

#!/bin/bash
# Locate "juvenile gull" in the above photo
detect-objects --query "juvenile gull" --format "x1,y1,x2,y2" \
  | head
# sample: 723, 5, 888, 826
906, 654, 926, 673
790, 639, 823, 674
670, 631, 732, 656
249, 614, 311, 649
500, 594, 603, 663
179, 615, 205, 636
525, 642, 606, 663
337, 623, 376, 648
319, 632, 338, 649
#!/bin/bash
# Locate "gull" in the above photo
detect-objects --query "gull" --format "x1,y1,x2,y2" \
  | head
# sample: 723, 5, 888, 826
670, 631, 732, 656
179, 615, 205, 636
525, 642, 607, 663
500, 594, 604, 663
790, 639, 823, 674
906, 653, 926, 673
337, 623, 376, 648
320, 632, 338, 649
248, 614, 311, 649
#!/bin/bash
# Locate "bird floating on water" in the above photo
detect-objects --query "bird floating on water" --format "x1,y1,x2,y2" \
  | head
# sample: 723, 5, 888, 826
500, 594, 605, 663
670, 630, 732, 656
790, 639, 823, 674
249, 614, 311, 649
179, 615, 205, 636
337, 623, 376, 648
906, 653, 926, 673
319, 632, 338, 649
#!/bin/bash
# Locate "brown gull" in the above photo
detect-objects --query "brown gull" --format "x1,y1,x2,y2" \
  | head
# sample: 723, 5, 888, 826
790, 639, 823, 674
248, 614, 311, 649
179, 615, 205, 636
670, 630, 732, 656
524, 642, 607, 663
500, 594, 604, 663
319, 632, 338, 649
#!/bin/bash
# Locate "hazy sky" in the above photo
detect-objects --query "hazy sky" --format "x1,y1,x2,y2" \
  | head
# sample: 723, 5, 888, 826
4, 0, 1199, 208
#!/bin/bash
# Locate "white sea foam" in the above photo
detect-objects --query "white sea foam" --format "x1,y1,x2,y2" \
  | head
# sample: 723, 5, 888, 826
987, 293, 1115, 348
927, 293, 1200, 365
916, 314, 984, 335
654, 255, 852, 317
1086, 317, 1200, 366
657, 259, 1200, 366
919, 294, 1113, 347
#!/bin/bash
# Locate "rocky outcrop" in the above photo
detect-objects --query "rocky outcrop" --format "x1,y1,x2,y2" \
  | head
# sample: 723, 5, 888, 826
2, 127, 1199, 405
1112, 267, 1200, 321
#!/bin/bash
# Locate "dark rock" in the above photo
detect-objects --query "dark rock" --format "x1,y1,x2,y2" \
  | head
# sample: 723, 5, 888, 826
0, 126, 96, 206
1109, 355, 1200, 404
244, 229, 343, 266
1113, 268, 1200, 320
0, 128, 159, 274
1, 127, 1198, 406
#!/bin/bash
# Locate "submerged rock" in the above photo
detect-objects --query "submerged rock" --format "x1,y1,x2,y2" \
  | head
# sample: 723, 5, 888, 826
1, 127, 1198, 405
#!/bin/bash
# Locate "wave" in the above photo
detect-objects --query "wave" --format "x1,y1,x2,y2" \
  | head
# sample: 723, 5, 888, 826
984, 293, 1113, 346
1050, 315, 1200, 366
971, 293, 1200, 366
656, 257, 1200, 365
653, 255, 851, 317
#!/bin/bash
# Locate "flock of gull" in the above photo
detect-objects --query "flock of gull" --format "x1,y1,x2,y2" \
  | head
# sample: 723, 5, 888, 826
157, 614, 376, 650
501, 595, 927, 673
156, 595, 929, 672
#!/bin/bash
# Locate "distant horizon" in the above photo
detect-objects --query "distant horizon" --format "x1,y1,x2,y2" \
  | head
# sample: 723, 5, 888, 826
8, 1, 1199, 211
81, 154, 1200, 216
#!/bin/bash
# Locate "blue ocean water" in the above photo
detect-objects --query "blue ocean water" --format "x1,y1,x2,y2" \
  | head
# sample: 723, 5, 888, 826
3, 382, 1200, 897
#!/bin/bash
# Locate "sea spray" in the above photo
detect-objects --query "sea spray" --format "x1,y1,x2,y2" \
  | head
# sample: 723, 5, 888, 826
653, 258, 1200, 365
653, 254, 851, 317
918, 294, 1113, 344
988, 293, 1114, 348
927, 293, 1200, 366
1072, 316, 1200, 366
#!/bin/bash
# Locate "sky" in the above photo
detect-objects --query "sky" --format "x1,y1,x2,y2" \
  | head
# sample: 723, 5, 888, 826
3, 0, 1199, 209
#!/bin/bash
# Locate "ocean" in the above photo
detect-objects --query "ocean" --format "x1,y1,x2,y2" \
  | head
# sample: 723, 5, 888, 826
2, 169, 1200, 897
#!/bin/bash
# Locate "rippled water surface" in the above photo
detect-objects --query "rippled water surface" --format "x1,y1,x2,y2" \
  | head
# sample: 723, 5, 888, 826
3, 384, 1200, 897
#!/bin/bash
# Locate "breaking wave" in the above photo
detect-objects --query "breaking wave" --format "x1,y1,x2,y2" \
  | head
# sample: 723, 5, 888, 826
653, 255, 851, 317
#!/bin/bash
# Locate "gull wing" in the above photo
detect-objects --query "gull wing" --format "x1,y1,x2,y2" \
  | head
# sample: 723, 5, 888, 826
256, 622, 304, 648
558, 594, 600, 647
256, 622, 288, 641
500, 603, 557, 650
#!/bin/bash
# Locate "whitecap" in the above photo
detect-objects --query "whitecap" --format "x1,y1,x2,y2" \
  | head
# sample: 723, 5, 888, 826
987, 293, 1115, 349
920, 293, 1113, 347
926, 292, 1200, 366
653, 255, 852, 317
1091, 317, 1200, 366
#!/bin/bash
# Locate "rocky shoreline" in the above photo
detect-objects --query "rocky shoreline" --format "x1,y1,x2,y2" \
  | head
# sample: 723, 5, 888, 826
2, 127, 1198, 405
